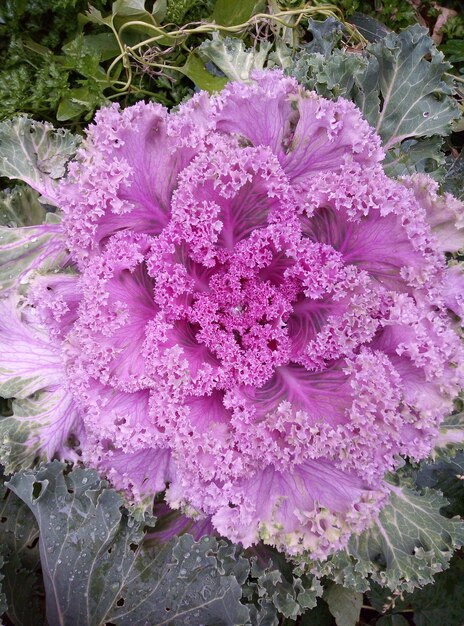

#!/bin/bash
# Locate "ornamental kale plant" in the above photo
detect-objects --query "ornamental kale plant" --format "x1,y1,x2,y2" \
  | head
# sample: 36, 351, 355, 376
1, 69, 464, 565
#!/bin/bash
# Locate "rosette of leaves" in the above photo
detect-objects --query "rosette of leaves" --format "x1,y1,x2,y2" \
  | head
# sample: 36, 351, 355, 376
1, 13, 464, 626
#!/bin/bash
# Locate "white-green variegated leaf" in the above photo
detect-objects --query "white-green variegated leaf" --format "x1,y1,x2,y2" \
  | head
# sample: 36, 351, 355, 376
199, 37, 271, 82
315, 484, 464, 593
0, 214, 68, 293
0, 116, 80, 204
0, 387, 81, 474
0, 186, 48, 227
7, 463, 250, 626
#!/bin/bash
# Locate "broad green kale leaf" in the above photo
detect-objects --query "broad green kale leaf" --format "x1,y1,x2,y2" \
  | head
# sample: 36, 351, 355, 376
289, 24, 460, 171
7, 462, 250, 626
0, 116, 81, 203
357, 24, 459, 148
314, 484, 464, 593
0, 470, 45, 626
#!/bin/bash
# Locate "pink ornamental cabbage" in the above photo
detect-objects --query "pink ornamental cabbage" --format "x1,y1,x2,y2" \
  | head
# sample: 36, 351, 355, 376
1, 70, 464, 558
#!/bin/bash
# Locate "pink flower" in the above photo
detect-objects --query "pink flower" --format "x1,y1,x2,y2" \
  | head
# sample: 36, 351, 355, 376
1, 70, 464, 558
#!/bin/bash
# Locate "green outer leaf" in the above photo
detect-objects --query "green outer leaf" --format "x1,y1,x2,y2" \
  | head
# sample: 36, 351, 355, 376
7, 462, 250, 626
289, 49, 369, 100
199, 37, 271, 82
316, 484, 464, 593
304, 17, 344, 57
243, 555, 321, 622
0, 116, 81, 204
212, 0, 265, 27
359, 24, 460, 147
323, 583, 362, 626
179, 52, 228, 92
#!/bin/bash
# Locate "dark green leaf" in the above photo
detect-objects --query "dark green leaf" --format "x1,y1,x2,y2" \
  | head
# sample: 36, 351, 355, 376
443, 152, 464, 200
56, 98, 88, 121
298, 598, 334, 626
113, 0, 155, 18
440, 39, 464, 64
0, 557, 6, 616
349, 12, 391, 43
212, 0, 265, 27
323, 584, 362, 626
407, 558, 464, 626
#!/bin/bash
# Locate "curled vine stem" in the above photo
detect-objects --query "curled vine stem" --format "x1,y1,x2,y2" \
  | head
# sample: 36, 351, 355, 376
100, 4, 367, 93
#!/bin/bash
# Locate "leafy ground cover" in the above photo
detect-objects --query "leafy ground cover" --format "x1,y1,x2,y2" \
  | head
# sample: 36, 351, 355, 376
1, 2, 464, 625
